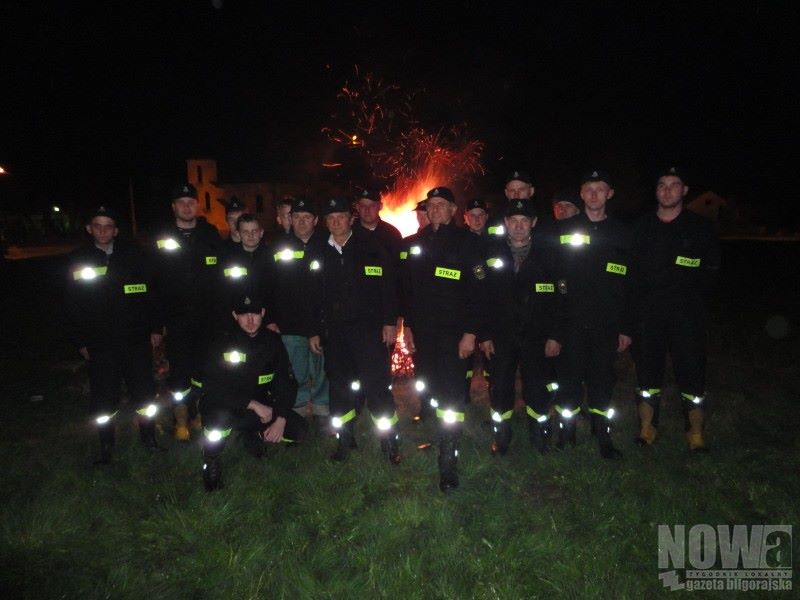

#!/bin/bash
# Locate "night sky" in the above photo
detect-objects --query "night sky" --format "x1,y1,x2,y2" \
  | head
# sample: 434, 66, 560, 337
2, 1, 796, 228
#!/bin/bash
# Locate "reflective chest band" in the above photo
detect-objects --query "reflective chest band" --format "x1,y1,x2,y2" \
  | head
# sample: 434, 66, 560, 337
605, 262, 627, 275
488, 225, 505, 236
560, 234, 591, 246
274, 249, 305, 262
123, 283, 147, 294
434, 267, 461, 280
364, 266, 383, 276
223, 351, 247, 363
486, 258, 504, 269
258, 373, 275, 384
535, 283, 555, 293
73, 266, 108, 280
156, 239, 180, 250
675, 256, 701, 268
224, 266, 248, 278
205, 256, 217, 265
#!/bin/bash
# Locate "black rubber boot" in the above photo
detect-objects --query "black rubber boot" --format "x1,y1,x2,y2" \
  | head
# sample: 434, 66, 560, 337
331, 421, 356, 462
490, 420, 512, 456
94, 425, 115, 465
556, 416, 577, 450
138, 419, 163, 451
529, 418, 552, 455
594, 415, 622, 460
380, 431, 401, 465
240, 430, 264, 459
202, 451, 224, 491
438, 431, 460, 493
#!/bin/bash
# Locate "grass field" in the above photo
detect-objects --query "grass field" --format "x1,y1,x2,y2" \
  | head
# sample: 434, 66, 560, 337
1, 242, 798, 599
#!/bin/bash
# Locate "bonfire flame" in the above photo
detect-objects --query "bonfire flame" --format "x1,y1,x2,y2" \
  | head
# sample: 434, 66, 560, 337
322, 67, 485, 237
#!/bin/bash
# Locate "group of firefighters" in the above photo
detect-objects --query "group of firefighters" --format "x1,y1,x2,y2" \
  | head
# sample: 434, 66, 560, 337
63, 166, 720, 493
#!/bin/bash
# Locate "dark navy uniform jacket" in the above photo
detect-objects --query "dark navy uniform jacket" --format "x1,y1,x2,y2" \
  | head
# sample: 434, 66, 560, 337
64, 240, 161, 348
555, 212, 634, 336
201, 327, 297, 417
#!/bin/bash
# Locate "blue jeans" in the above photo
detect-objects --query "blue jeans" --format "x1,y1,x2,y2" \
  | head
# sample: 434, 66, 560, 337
281, 335, 330, 415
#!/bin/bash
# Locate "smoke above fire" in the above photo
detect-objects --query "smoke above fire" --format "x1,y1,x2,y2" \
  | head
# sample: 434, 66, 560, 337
322, 66, 484, 236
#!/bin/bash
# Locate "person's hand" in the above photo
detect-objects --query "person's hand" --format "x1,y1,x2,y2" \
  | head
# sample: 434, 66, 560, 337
617, 334, 632, 353
309, 336, 323, 354
150, 333, 163, 349
262, 416, 286, 443
382, 325, 397, 346
266, 322, 281, 334
79, 347, 90, 361
479, 340, 495, 360
458, 333, 476, 359
247, 400, 273, 423
544, 339, 561, 357
403, 327, 416, 353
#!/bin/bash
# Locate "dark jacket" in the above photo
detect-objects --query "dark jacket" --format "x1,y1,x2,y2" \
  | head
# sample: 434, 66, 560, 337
307, 232, 398, 339
218, 242, 271, 315
201, 327, 297, 418
264, 230, 327, 336
149, 218, 222, 323
631, 208, 720, 314
482, 235, 566, 344
63, 240, 160, 348
400, 221, 487, 335
555, 212, 634, 335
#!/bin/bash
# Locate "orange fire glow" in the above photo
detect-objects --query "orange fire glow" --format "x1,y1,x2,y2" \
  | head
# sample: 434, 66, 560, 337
379, 177, 434, 238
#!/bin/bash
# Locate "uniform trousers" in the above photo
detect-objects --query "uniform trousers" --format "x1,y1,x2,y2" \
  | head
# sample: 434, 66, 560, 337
87, 336, 154, 415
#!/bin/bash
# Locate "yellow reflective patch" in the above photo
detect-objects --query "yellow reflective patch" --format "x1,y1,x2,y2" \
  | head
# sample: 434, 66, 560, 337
191, 378, 203, 388
535, 283, 555, 292
223, 352, 247, 363
606, 262, 627, 275
223, 267, 249, 277
434, 267, 461, 280
675, 256, 701, 267
205, 256, 217, 265
258, 373, 275, 384
123, 283, 147, 294
399, 251, 408, 260
73, 266, 108, 280
364, 266, 383, 276
560, 234, 591, 245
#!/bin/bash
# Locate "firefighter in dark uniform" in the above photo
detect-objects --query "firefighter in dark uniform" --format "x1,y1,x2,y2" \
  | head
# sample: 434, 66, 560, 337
353, 188, 403, 257
150, 183, 222, 441
480, 199, 566, 455
218, 213, 270, 327
199, 294, 307, 491
221, 198, 245, 255
307, 198, 400, 463
556, 169, 633, 460
632, 166, 720, 451
264, 198, 330, 427
64, 206, 163, 463
401, 187, 488, 492
462, 197, 492, 404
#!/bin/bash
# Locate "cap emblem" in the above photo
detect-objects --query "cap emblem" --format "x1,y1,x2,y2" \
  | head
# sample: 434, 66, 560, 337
592, 171, 599, 178
244, 296, 251, 306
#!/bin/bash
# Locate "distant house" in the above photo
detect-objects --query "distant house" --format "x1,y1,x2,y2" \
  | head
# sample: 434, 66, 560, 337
187, 159, 302, 235
687, 191, 728, 222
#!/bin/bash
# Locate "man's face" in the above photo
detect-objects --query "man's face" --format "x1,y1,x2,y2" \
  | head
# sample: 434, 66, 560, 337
325, 211, 354, 238
226, 210, 244, 233
233, 309, 265, 336
277, 204, 292, 232
580, 181, 614, 213
86, 216, 118, 247
172, 197, 198, 223
238, 220, 264, 251
656, 176, 688, 210
356, 199, 381, 227
504, 180, 534, 200
553, 201, 580, 221
416, 209, 430, 229
504, 214, 535, 243
426, 197, 456, 226
291, 211, 317, 239
464, 208, 488, 233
